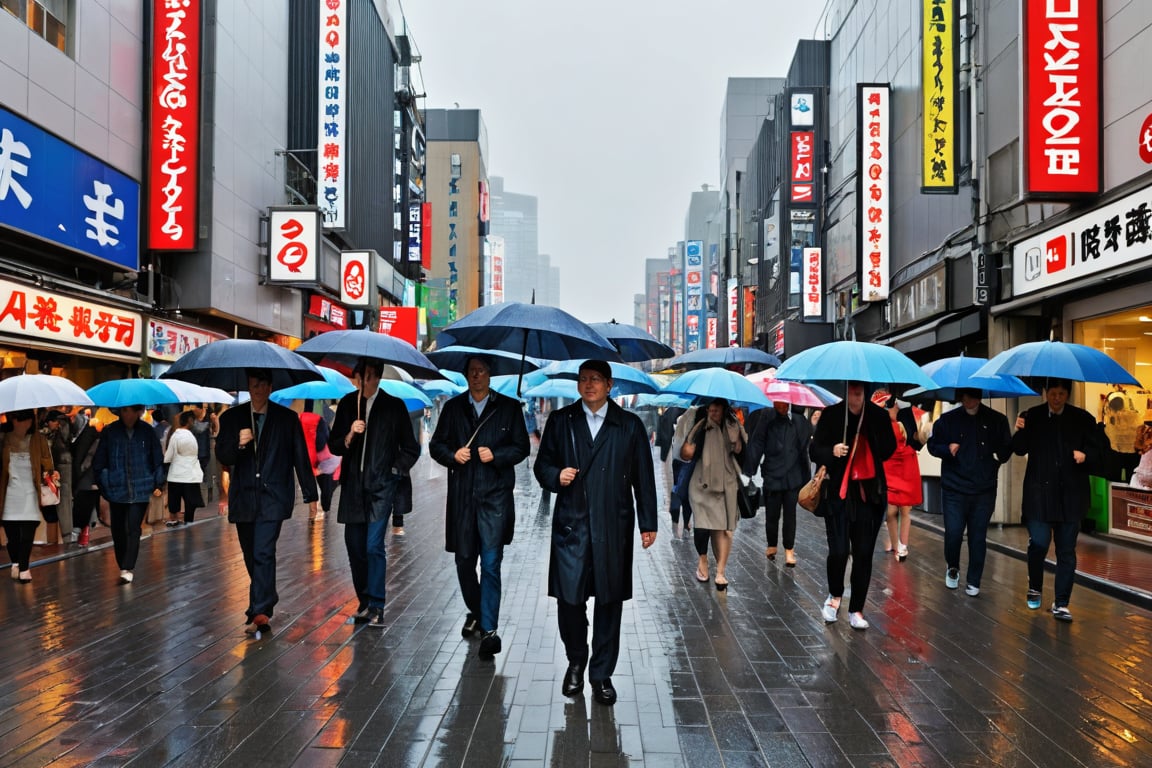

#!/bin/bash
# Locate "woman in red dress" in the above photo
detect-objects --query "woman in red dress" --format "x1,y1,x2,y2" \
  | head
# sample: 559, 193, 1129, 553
873, 391, 922, 561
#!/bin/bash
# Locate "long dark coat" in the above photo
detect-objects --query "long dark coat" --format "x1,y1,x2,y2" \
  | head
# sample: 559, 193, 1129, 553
744, 408, 812, 491
328, 389, 420, 524
215, 402, 317, 522
809, 400, 897, 515
1011, 402, 1102, 523
429, 390, 530, 556
533, 400, 658, 605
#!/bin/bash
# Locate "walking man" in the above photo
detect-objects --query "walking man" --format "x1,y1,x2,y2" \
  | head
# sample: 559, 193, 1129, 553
926, 388, 1013, 597
215, 368, 318, 636
534, 359, 658, 706
429, 356, 530, 657
328, 357, 420, 627
1011, 378, 1102, 621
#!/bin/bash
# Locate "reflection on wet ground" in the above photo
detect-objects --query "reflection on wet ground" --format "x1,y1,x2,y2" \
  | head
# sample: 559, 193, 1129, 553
1, 445, 1151, 766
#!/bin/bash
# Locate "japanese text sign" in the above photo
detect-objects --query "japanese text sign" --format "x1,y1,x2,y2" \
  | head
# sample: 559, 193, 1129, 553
0, 106, 140, 270
922, 0, 956, 192
0, 277, 141, 356
319, 0, 347, 228
803, 247, 823, 319
857, 84, 891, 301
147, 318, 222, 361
147, 0, 201, 250
378, 306, 418, 346
268, 207, 320, 283
791, 131, 815, 204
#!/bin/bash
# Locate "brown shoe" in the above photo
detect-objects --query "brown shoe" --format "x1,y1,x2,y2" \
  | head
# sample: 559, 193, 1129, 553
785, 549, 797, 567
765, 547, 777, 560
245, 614, 271, 636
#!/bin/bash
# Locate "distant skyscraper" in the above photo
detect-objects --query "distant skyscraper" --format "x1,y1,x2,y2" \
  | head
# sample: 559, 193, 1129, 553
488, 176, 540, 304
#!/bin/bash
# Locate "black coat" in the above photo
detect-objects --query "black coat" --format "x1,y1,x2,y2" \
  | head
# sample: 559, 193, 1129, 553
328, 389, 420, 524
216, 402, 318, 522
926, 403, 1012, 495
429, 391, 530, 556
534, 400, 658, 605
1011, 402, 1102, 523
655, 406, 685, 461
744, 409, 812, 491
810, 401, 897, 512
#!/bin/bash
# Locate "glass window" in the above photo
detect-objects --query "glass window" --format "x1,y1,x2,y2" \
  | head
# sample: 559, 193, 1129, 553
4, 0, 69, 54
1074, 307, 1152, 452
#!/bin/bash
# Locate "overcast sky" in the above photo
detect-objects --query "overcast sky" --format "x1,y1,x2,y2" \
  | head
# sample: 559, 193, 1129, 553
400, 1, 827, 325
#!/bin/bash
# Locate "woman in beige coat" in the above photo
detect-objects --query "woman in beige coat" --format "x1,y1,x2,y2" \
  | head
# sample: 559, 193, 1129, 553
680, 398, 746, 590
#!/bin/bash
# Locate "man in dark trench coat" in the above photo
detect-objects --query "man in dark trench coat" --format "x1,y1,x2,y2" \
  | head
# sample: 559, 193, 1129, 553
430, 355, 530, 658
534, 359, 658, 706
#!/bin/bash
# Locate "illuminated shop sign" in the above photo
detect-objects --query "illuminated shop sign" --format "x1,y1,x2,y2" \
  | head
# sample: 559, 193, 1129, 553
0, 277, 141, 355
791, 131, 815, 204
319, 0, 348, 228
267, 207, 320, 283
857, 84, 891, 301
922, 0, 956, 192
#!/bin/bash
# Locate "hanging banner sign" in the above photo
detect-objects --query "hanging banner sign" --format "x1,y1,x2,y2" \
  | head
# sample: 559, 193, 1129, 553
857, 84, 891, 301
267, 207, 320, 283
921, 0, 956, 192
147, 318, 222, 361
318, 0, 348, 228
0, 277, 141, 356
803, 247, 823, 319
791, 131, 815, 204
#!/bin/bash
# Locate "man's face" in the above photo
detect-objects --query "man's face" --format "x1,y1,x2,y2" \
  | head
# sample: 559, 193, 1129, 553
1046, 385, 1069, 413
119, 407, 141, 428
960, 392, 982, 410
466, 359, 491, 398
247, 376, 273, 406
846, 383, 865, 412
774, 401, 790, 416
359, 365, 382, 397
578, 369, 611, 409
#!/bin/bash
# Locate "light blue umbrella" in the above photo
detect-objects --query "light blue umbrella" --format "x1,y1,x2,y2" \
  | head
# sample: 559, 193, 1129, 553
904, 356, 1037, 400
974, 340, 1141, 386
522, 379, 580, 400
87, 378, 185, 408
440, 369, 467, 386
632, 392, 695, 409
661, 368, 771, 410
270, 367, 356, 404
536, 360, 660, 395
418, 379, 466, 398
379, 380, 432, 412
773, 341, 937, 389
489, 375, 527, 399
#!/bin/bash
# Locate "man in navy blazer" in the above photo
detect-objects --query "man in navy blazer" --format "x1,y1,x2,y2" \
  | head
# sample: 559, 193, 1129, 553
216, 368, 318, 637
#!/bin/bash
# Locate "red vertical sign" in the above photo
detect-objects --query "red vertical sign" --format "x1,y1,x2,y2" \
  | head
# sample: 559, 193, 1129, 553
791, 131, 815, 203
421, 202, 432, 270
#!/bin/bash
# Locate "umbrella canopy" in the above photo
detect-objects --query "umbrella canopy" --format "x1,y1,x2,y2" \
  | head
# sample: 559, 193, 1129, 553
773, 341, 937, 389
270, 367, 357, 403
522, 379, 581, 400
378, 380, 432, 412
426, 345, 544, 376
156, 379, 235, 404
665, 346, 782, 372
973, 340, 1141, 386
439, 369, 467, 386
294, 329, 443, 380
631, 392, 695, 409
761, 379, 840, 408
160, 339, 324, 391
536, 360, 660, 396
436, 302, 622, 363
661, 368, 771, 410
0, 374, 93, 413
588, 321, 674, 363
418, 379, 466, 398
805, 383, 844, 406
489, 375, 527, 399
87, 379, 188, 408
904, 356, 1038, 400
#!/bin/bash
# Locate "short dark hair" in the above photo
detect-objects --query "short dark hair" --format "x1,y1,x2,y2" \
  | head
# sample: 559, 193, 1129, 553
178, 410, 197, 429
578, 359, 613, 381
245, 367, 274, 384
352, 357, 384, 379
9, 409, 34, 421
465, 356, 491, 373
956, 387, 982, 401
1045, 377, 1073, 393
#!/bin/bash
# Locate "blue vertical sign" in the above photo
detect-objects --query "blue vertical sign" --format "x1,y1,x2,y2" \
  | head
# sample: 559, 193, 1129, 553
684, 240, 704, 352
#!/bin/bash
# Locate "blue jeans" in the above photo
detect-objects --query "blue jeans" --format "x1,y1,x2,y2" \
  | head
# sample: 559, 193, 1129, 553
941, 489, 996, 588
456, 547, 504, 632
1026, 518, 1079, 608
345, 520, 389, 610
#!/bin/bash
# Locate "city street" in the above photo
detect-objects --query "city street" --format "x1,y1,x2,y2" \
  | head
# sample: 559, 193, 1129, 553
2, 445, 1151, 767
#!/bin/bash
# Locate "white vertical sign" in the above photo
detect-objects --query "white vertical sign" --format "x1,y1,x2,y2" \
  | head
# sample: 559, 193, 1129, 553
268, 208, 320, 282
340, 251, 372, 306
802, 247, 823, 318
858, 84, 890, 301
318, 1, 347, 229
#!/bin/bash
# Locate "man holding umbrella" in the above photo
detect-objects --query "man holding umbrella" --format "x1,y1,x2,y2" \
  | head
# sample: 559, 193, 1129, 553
328, 358, 421, 628
215, 368, 318, 636
534, 360, 658, 706
429, 355, 530, 658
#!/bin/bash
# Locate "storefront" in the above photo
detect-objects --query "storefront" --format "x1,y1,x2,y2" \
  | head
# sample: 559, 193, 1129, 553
144, 317, 227, 379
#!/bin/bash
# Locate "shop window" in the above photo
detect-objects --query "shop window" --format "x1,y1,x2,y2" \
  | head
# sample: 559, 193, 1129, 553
1074, 307, 1152, 453
2, 0, 70, 55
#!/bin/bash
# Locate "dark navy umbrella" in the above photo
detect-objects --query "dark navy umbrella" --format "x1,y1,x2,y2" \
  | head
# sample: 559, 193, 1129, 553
426, 345, 545, 376
666, 346, 781, 372
160, 339, 324, 391
588, 320, 674, 363
294, 329, 443, 380
436, 303, 622, 364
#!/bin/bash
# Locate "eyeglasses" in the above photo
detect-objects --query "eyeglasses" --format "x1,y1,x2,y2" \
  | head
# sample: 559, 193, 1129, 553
578, 375, 607, 384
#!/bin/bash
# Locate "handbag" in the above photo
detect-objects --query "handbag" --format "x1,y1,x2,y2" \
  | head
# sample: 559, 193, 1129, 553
737, 474, 760, 519
39, 472, 60, 507
672, 457, 697, 499
798, 465, 828, 515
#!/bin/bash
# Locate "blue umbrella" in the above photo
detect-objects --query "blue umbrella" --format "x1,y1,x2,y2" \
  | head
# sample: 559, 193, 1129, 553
588, 321, 674, 363
904, 356, 1038, 400
490, 375, 527, 399
160, 339, 325, 391
806, 383, 844, 406
537, 360, 660, 395
632, 392, 695, 409
439, 369, 467, 386
418, 379, 466, 398
426, 345, 545, 376
973, 341, 1141, 386
295, 329, 443, 379
773, 341, 937, 389
86, 379, 184, 408
661, 368, 771, 410
666, 346, 781, 372
378, 380, 432, 412
437, 303, 623, 363
270, 367, 356, 404
522, 379, 581, 400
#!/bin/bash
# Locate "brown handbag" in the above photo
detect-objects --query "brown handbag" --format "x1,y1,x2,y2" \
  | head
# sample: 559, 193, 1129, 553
798, 465, 828, 514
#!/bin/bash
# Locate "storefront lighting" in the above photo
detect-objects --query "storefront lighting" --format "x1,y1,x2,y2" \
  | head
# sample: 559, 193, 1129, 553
1140, 316, 1152, 322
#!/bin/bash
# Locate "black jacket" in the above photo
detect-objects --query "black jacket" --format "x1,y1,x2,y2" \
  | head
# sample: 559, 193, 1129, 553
926, 404, 1012, 495
810, 401, 897, 511
216, 402, 318, 522
429, 390, 530, 556
534, 400, 657, 605
328, 389, 420, 524
1011, 402, 1102, 523
745, 408, 812, 491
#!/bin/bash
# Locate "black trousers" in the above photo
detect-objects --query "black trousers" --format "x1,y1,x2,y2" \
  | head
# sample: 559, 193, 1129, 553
764, 488, 799, 549
823, 497, 885, 613
167, 482, 204, 523
3, 521, 38, 570
557, 599, 624, 682
72, 489, 99, 530
109, 501, 148, 571
235, 520, 284, 618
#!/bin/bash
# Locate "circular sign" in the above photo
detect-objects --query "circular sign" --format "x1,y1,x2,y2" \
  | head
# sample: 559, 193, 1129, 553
1140, 113, 1152, 164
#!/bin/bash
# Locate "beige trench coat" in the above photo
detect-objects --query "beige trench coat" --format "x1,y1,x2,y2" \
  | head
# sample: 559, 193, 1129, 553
683, 417, 745, 531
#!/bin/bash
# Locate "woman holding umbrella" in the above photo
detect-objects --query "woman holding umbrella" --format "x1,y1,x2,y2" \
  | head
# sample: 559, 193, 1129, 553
810, 382, 897, 629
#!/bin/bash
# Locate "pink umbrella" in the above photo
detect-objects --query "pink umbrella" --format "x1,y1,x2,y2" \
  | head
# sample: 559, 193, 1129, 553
744, 368, 777, 386
761, 379, 834, 408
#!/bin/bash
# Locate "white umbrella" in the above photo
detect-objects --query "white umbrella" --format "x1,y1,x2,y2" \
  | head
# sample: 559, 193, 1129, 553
0, 374, 93, 413
153, 379, 235, 404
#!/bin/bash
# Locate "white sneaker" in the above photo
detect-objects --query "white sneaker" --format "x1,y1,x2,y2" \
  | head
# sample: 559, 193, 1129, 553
848, 612, 869, 630
119, 570, 134, 584
965, 584, 980, 597
821, 596, 840, 623
945, 567, 960, 589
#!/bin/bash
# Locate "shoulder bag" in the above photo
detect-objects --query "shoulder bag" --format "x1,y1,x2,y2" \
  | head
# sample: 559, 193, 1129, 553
39, 472, 60, 507
798, 465, 828, 515
737, 474, 761, 519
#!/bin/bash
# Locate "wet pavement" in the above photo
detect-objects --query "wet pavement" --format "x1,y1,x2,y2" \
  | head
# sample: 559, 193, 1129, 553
2, 444, 1152, 767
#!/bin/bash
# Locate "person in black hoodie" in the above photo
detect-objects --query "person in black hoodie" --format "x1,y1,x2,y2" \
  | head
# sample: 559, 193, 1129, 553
744, 401, 811, 566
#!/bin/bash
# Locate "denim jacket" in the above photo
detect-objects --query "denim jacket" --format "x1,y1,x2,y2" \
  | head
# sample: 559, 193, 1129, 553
93, 420, 166, 503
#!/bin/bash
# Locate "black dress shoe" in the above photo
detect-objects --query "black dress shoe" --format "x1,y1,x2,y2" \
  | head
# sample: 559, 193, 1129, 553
561, 663, 585, 697
590, 678, 617, 706
461, 613, 479, 638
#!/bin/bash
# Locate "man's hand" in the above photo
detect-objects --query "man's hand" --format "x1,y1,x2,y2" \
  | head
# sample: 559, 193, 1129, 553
559, 467, 579, 486
1015, 416, 1026, 430
239, 428, 253, 447
346, 419, 366, 447
1073, 450, 1086, 464
454, 447, 472, 464
477, 446, 494, 463
640, 531, 656, 549
949, 443, 960, 456
152, 488, 163, 497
